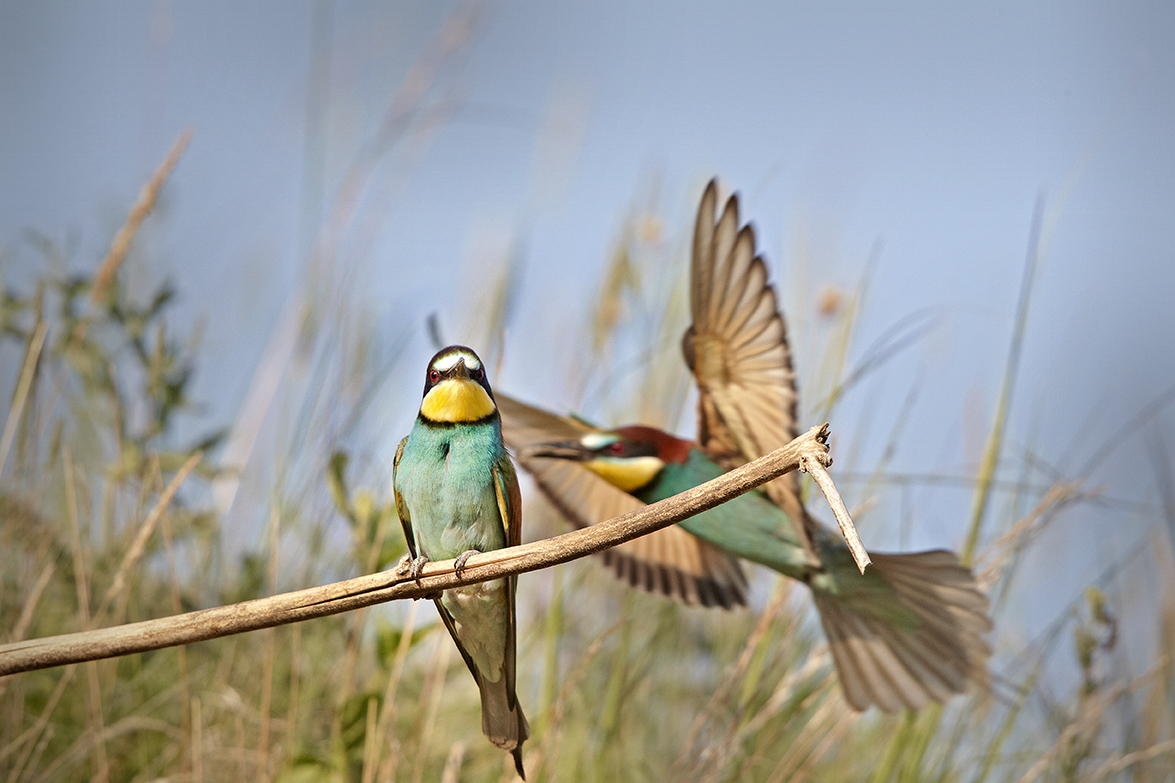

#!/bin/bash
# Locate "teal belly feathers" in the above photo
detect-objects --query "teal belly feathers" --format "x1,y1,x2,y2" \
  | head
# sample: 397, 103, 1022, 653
395, 421, 510, 677
396, 422, 508, 560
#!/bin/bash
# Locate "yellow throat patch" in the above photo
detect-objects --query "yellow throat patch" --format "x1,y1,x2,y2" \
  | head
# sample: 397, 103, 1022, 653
420, 378, 496, 423
584, 456, 664, 493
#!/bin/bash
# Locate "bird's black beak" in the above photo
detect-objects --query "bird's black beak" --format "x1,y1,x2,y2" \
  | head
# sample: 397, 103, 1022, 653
453, 358, 469, 379
519, 440, 592, 461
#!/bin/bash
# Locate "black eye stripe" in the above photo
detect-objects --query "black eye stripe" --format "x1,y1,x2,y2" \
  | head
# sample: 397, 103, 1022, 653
426, 365, 490, 388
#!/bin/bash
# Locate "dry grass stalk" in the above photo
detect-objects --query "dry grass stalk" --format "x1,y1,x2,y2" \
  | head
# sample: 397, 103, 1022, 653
778, 703, 855, 783
962, 193, 1047, 563
157, 477, 193, 775
673, 580, 792, 776
412, 631, 452, 783
770, 696, 855, 780
764, 693, 842, 783
975, 481, 1087, 591
361, 695, 379, 783
535, 618, 624, 783
374, 600, 421, 779
440, 740, 468, 783
1084, 738, 1175, 782
0, 321, 48, 479
89, 129, 192, 307
192, 695, 203, 783
9, 563, 55, 645
62, 449, 110, 782
96, 450, 203, 623
1015, 659, 1171, 783
284, 623, 302, 774
742, 657, 834, 741
0, 665, 76, 773
257, 504, 281, 780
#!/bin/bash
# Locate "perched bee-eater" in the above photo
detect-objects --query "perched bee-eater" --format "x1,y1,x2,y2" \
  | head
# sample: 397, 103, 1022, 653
498, 180, 991, 712
393, 345, 529, 777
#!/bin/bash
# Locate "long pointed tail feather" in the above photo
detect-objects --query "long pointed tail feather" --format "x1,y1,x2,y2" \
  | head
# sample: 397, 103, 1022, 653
813, 550, 991, 712
478, 676, 530, 778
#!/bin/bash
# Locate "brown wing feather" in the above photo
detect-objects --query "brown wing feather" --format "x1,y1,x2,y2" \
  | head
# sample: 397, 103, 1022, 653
497, 393, 747, 608
493, 457, 523, 549
392, 436, 417, 557
813, 550, 991, 711
683, 179, 813, 558
492, 459, 523, 708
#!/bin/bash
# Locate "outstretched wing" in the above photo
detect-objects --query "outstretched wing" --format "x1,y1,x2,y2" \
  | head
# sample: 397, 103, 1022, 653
497, 393, 747, 608
683, 179, 813, 558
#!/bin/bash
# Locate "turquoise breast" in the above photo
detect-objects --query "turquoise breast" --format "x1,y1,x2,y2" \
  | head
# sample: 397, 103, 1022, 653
396, 420, 507, 561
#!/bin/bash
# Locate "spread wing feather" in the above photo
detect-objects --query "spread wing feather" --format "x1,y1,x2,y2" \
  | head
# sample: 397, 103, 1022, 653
497, 393, 747, 608
813, 550, 992, 712
683, 179, 812, 557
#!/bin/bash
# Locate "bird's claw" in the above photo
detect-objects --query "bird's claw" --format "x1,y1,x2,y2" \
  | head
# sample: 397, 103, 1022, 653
393, 553, 413, 577
408, 555, 430, 581
454, 549, 480, 577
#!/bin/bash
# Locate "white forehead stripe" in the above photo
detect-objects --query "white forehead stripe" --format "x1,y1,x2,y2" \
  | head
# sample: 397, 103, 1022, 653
581, 432, 615, 449
432, 350, 481, 372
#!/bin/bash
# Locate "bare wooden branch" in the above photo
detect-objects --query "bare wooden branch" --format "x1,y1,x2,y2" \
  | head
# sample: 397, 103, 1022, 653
801, 452, 871, 574
0, 424, 862, 677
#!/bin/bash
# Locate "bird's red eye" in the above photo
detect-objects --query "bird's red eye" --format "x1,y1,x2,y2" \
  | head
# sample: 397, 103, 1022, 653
429, 369, 439, 383
471, 367, 484, 380
609, 441, 624, 455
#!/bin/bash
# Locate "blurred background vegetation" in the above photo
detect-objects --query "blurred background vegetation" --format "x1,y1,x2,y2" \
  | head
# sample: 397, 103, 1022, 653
3, 2, 1175, 781
2, 167, 1173, 781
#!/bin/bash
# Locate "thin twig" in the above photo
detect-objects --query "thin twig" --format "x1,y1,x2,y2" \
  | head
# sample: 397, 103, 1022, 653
802, 453, 870, 573
0, 425, 854, 676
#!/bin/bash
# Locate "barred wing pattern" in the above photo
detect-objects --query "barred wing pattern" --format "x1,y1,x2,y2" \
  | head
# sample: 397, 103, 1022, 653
682, 179, 813, 556
497, 394, 747, 608
815, 550, 993, 712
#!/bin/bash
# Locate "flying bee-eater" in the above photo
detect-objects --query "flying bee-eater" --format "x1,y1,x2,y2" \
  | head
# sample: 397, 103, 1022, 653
393, 345, 529, 777
497, 180, 991, 712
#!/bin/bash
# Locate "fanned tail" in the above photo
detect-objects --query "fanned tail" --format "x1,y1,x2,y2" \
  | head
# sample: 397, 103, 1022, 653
812, 549, 992, 712
478, 675, 530, 778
